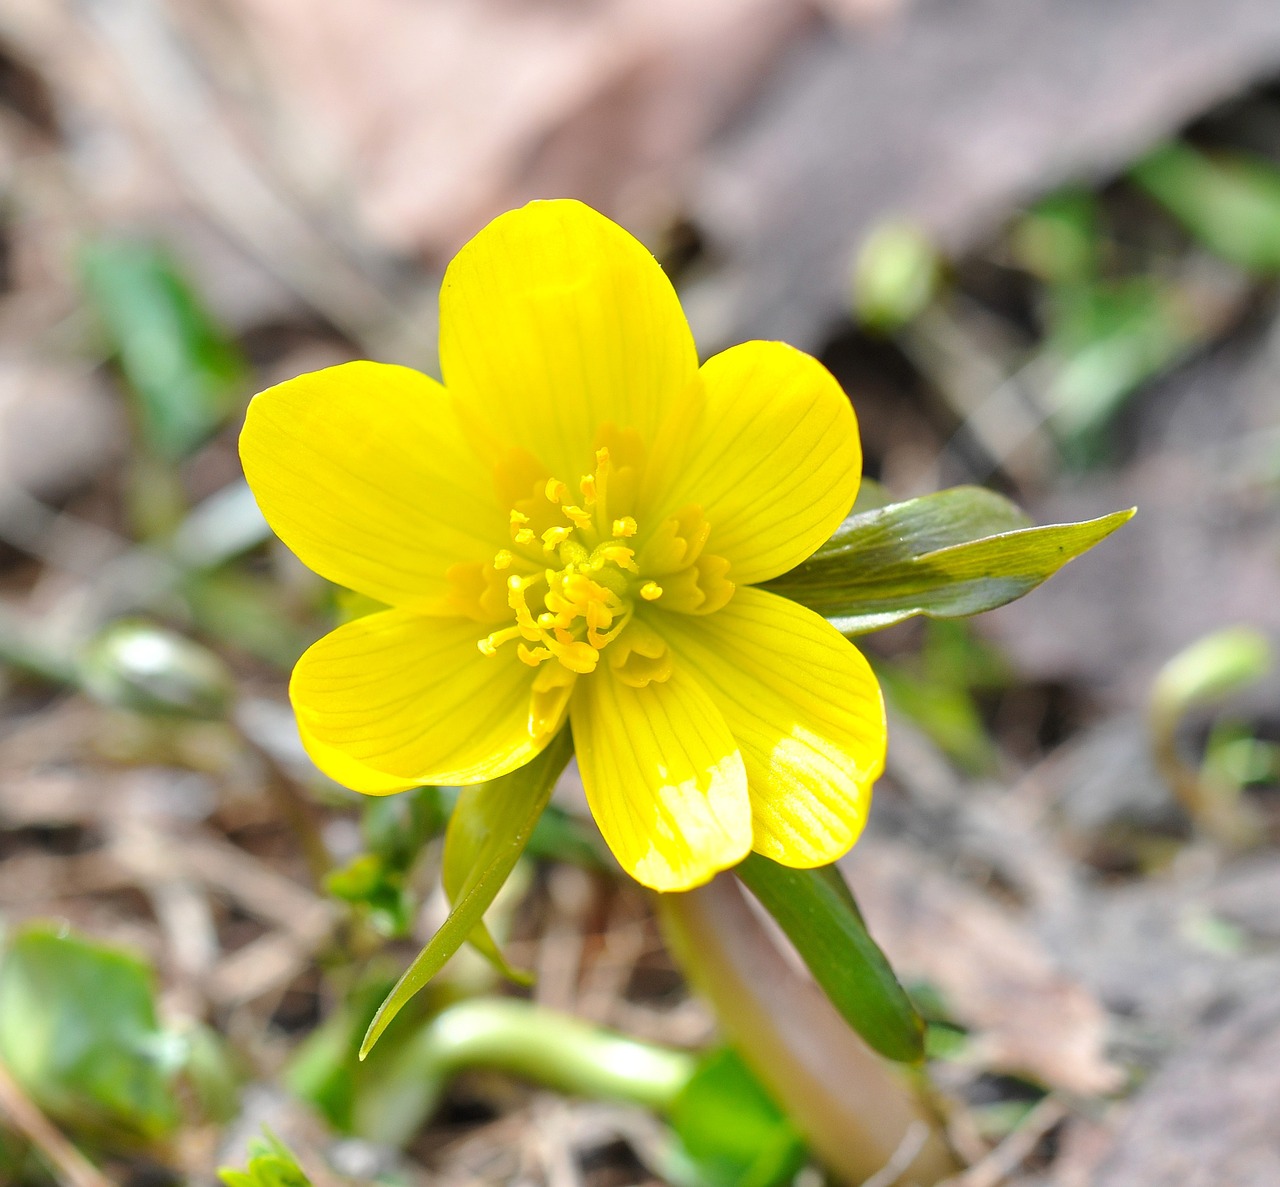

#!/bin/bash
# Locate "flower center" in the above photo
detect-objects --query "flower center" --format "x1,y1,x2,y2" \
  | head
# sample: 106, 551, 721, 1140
477, 446, 664, 676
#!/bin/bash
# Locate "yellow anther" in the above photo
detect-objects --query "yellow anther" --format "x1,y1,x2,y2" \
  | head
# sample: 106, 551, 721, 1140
541, 525, 573, 551
489, 475, 673, 676
477, 625, 522, 657
597, 543, 635, 568
557, 640, 600, 674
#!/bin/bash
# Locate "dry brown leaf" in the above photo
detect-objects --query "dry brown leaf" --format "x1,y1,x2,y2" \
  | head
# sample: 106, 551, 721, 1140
218, 0, 813, 254
1091, 992, 1280, 1187
846, 838, 1123, 1096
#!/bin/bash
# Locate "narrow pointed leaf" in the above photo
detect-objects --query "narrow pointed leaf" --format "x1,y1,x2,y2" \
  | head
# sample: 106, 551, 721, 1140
442, 782, 538, 984
81, 238, 245, 461
360, 730, 571, 1058
1132, 141, 1280, 275
736, 854, 923, 1063
765, 487, 1133, 635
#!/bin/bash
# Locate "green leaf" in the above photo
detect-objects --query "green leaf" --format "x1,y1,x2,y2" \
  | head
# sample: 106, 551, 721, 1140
873, 619, 1008, 774
442, 778, 542, 985
179, 1022, 241, 1124
667, 1047, 808, 1187
1132, 141, 1280, 275
1043, 277, 1192, 440
362, 785, 451, 869
0, 925, 183, 1145
286, 963, 440, 1137
525, 801, 613, 870
735, 855, 923, 1063
180, 569, 314, 670
219, 1131, 313, 1187
764, 487, 1134, 635
80, 238, 246, 461
1011, 188, 1098, 286
359, 730, 572, 1058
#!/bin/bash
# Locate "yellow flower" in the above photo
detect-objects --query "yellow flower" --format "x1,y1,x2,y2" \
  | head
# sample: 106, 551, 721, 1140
240, 200, 886, 892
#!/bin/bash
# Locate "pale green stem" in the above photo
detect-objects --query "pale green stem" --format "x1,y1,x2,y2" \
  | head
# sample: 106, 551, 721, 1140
1148, 696, 1260, 846
354, 997, 696, 1147
420, 997, 693, 1107
658, 873, 959, 1186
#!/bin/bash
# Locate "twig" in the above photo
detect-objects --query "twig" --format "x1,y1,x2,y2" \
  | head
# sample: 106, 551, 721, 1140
0, 1059, 119, 1187
942, 1096, 1068, 1187
862, 1120, 932, 1187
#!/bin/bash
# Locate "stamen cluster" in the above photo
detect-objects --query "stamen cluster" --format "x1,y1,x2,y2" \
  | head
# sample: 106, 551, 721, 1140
478, 447, 664, 675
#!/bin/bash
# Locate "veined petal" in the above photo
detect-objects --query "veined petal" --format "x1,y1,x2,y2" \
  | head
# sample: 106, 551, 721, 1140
657, 587, 885, 867
439, 200, 698, 481
645, 341, 861, 585
241, 361, 503, 611
291, 608, 556, 793
570, 661, 751, 892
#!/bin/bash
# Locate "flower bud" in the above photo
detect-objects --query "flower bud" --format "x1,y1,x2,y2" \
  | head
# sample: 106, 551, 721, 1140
852, 220, 939, 331
1151, 626, 1272, 721
80, 621, 233, 720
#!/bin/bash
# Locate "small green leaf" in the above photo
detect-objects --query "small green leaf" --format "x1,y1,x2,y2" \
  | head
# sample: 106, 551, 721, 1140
219, 1131, 313, 1187
668, 1047, 808, 1187
1133, 142, 1280, 275
1011, 189, 1099, 286
1151, 626, 1273, 719
80, 238, 246, 461
735, 855, 923, 1063
180, 569, 314, 670
1044, 278, 1192, 440
873, 620, 1008, 774
0, 925, 182, 1145
359, 730, 572, 1058
765, 487, 1133, 635
525, 802, 613, 870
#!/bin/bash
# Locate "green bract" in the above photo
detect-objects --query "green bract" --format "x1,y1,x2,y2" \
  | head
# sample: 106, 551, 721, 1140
765, 485, 1133, 635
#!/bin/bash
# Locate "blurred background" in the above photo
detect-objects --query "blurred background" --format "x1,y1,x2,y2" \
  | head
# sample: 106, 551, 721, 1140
1, 0, 1279, 1184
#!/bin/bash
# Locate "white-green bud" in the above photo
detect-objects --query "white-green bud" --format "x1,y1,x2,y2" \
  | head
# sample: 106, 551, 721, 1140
80, 621, 233, 720
852, 220, 940, 331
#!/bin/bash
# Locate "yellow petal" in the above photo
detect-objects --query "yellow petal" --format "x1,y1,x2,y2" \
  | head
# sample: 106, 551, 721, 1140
645, 341, 862, 585
439, 200, 698, 482
291, 608, 557, 793
657, 588, 885, 867
570, 660, 751, 892
241, 361, 503, 611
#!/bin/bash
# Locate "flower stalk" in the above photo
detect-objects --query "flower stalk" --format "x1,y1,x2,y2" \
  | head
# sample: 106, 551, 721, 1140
658, 874, 958, 1186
